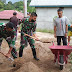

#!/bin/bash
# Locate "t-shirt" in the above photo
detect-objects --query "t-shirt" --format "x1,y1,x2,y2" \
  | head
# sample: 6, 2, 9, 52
54, 16, 69, 36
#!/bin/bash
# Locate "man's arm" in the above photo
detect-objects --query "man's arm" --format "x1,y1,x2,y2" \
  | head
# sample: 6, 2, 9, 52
65, 17, 68, 37
54, 26, 56, 38
32, 23, 39, 40
5, 47, 13, 58
54, 19, 57, 38
33, 33, 39, 40
18, 18, 26, 33
5, 30, 16, 58
66, 25, 68, 32
19, 18, 26, 25
65, 25, 68, 37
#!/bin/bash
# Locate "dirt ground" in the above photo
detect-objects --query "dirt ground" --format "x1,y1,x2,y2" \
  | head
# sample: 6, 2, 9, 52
0, 32, 72, 72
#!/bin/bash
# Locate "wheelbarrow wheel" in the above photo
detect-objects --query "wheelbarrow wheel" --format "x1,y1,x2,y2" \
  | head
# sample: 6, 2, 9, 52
59, 55, 64, 70
60, 65, 63, 70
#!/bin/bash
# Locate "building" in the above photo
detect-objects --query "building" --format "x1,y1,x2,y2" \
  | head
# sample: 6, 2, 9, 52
0, 10, 24, 23
30, 0, 72, 30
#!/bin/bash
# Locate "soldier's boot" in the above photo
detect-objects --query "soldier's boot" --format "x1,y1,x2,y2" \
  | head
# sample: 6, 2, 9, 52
19, 47, 23, 57
31, 48, 39, 61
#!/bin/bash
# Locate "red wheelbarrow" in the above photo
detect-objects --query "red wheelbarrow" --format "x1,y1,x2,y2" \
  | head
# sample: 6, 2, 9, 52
49, 43, 72, 70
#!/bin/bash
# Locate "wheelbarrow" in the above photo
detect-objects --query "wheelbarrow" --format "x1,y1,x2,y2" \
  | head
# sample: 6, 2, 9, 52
49, 42, 72, 70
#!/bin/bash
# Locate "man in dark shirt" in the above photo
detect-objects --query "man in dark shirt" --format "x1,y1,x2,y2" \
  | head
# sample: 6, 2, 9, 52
10, 12, 19, 36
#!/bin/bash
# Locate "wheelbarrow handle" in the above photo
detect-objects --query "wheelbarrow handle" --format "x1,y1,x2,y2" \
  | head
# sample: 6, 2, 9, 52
0, 51, 5, 56
68, 42, 70, 46
52, 41, 54, 45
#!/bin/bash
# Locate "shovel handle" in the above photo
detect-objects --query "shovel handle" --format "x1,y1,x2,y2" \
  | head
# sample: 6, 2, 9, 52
0, 51, 6, 56
24, 33, 36, 40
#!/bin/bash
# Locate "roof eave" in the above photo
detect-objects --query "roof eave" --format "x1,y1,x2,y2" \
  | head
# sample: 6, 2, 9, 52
0, 19, 9, 20
30, 5, 72, 7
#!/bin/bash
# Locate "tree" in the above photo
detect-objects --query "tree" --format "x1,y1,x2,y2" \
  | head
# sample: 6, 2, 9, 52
27, 0, 31, 2
14, 1, 23, 8
27, 0, 36, 12
4, 1, 14, 10
0, 2, 4, 8
8, 1, 12, 5
0, 0, 4, 10
0, 0, 36, 13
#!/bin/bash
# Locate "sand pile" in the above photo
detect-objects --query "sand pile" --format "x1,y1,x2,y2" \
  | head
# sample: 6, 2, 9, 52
37, 32, 56, 43
15, 61, 43, 72
40, 38, 56, 43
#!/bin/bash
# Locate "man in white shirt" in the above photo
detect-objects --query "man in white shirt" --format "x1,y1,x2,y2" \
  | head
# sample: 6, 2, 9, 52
54, 8, 68, 45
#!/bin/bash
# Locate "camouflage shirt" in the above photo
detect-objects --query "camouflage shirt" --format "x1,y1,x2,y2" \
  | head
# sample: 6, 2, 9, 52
19, 18, 37, 35
0, 23, 16, 48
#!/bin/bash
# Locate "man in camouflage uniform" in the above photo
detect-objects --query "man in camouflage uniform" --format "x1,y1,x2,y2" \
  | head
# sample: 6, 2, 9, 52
0, 22, 17, 58
19, 12, 39, 60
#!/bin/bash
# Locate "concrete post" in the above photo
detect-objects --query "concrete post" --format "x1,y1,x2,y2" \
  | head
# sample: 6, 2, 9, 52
23, 0, 27, 17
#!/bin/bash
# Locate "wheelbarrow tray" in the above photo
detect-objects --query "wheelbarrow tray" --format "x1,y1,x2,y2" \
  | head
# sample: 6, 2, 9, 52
49, 45, 72, 55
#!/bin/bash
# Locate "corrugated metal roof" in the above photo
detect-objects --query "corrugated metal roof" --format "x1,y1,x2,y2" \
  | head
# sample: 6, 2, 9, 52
30, 0, 72, 7
0, 10, 24, 20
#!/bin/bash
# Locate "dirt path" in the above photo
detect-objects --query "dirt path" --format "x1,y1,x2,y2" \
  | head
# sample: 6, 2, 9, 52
0, 32, 72, 72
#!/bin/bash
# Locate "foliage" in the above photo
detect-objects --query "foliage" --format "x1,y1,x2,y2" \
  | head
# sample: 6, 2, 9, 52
4, 1, 14, 10
14, 1, 23, 11
0, 0, 36, 13
53, 16, 58, 21
0, 1, 4, 9
27, 0, 36, 12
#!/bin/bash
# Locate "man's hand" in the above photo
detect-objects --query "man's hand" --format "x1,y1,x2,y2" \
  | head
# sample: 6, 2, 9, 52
5, 47, 12, 58
5, 53, 10, 58
33, 34, 39, 41
35, 37, 39, 41
54, 33, 56, 38
65, 33, 67, 37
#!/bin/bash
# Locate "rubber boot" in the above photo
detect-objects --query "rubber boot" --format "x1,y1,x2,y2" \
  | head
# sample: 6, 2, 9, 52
31, 48, 39, 61
19, 47, 23, 57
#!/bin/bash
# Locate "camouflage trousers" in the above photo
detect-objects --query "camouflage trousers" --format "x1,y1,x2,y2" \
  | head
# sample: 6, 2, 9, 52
0, 37, 17, 58
19, 34, 35, 57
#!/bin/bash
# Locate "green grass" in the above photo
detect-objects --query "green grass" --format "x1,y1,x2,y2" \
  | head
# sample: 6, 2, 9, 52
36, 28, 54, 34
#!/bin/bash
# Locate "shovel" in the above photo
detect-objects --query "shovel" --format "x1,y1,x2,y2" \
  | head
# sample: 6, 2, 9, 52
24, 33, 52, 43
0, 51, 14, 62
24, 33, 39, 40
